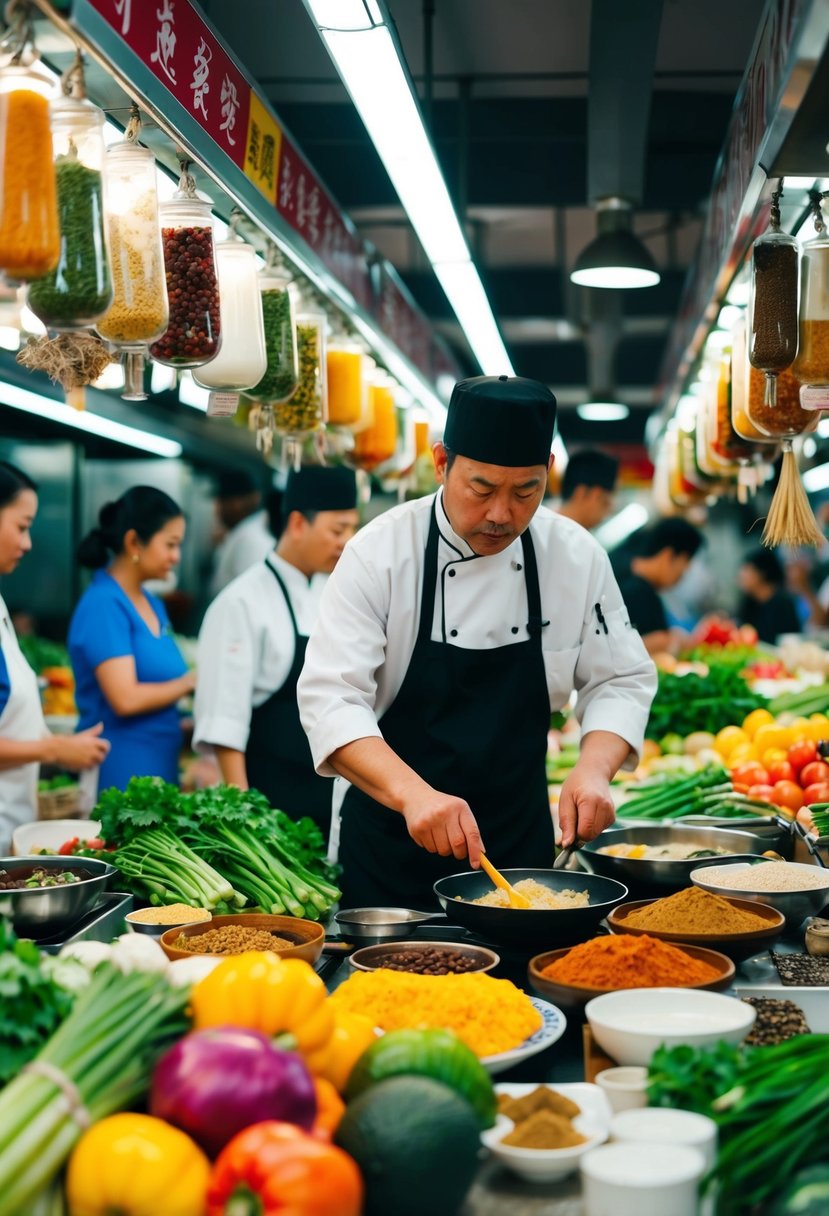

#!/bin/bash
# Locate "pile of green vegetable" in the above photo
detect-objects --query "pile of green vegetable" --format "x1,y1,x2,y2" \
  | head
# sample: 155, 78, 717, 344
648, 1036, 829, 1215
618, 764, 777, 821
769, 683, 829, 718
90, 778, 341, 921
17, 635, 69, 675
0, 920, 82, 1086
646, 664, 768, 741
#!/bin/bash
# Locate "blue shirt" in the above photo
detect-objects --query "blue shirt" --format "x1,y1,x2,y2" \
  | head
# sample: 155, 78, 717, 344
0, 644, 10, 716
68, 570, 188, 792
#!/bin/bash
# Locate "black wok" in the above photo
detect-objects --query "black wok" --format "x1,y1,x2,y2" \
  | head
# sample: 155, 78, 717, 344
433, 868, 629, 949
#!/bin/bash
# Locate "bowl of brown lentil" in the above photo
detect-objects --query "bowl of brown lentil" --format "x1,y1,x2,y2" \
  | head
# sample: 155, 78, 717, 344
158, 913, 325, 962
348, 939, 500, 975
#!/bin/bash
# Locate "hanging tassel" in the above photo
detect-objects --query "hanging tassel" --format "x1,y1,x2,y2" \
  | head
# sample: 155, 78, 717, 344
762, 443, 824, 547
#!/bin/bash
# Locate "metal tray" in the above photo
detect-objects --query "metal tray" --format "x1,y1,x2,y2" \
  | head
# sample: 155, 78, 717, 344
37, 892, 134, 954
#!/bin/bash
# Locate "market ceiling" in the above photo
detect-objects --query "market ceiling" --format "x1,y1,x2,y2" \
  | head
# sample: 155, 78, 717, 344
204, 0, 766, 448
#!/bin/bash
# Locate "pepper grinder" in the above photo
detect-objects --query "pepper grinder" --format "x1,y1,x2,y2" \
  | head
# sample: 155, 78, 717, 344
805, 917, 829, 957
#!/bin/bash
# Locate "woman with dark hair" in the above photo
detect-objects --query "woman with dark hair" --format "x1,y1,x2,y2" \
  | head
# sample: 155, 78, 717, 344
737, 547, 802, 644
68, 487, 195, 792
0, 462, 109, 850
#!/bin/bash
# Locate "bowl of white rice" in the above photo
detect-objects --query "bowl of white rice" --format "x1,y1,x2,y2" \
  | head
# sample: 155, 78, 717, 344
691, 861, 829, 927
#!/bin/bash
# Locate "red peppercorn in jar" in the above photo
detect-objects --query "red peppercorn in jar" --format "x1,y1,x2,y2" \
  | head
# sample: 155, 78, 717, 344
149, 195, 221, 368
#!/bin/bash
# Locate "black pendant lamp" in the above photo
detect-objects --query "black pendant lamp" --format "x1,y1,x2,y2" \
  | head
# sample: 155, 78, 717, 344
571, 198, 660, 289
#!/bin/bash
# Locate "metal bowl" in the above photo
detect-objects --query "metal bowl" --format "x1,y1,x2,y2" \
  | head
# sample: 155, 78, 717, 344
349, 939, 500, 974
125, 908, 212, 938
333, 906, 440, 946
580, 824, 770, 894
0, 855, 116, 938
691, 861, 829, 927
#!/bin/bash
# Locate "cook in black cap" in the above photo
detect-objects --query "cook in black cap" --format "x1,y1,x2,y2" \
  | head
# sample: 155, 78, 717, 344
298, 376, 656, 910
558, 448, 619, 532
195, 465, 359, 839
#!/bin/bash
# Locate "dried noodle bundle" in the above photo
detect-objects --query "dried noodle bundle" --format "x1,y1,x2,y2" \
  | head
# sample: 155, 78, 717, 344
16, 334, 116, 391
762, 446, 824, 547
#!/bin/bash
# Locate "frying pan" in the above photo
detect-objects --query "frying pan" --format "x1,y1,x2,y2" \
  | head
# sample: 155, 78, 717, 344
433, 868, 628, 948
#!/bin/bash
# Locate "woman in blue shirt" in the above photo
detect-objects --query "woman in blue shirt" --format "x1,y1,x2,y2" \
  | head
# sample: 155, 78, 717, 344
69, 487, 196, 793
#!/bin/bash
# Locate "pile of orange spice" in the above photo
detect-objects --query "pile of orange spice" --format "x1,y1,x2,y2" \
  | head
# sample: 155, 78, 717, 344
541, 933, 719, 989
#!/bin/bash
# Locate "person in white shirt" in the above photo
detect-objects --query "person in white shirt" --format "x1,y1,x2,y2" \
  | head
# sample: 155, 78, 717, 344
298, 375, 657, 910
194, 465, 359, 837
209, 469, 274, 599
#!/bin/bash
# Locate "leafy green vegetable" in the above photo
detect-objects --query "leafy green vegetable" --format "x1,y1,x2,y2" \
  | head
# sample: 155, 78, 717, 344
0, 919, 76, 1085
647, 1040, 747, 1115
17, 635, 70, 674
646, 665, 767, 740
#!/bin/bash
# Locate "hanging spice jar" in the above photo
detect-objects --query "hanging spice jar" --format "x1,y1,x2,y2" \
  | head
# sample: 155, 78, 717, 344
748, 181, 799, 407
27, 63, 112, 330
792, 195, 829, 410
353, 372, 398, 469
275, 310, 327, 433
248, 254, 299, 404
327, 338, 366, 428
95, 114, 168, 400
0, 53, 59, 282
149, 163, 221, 368
194, 237, 266, 392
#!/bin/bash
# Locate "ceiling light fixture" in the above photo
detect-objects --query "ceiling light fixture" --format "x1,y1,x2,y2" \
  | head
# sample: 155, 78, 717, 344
0, 381, 182, 457
570, 199, 660, 290
301, 0, 514, 376
577, 401, 630, 422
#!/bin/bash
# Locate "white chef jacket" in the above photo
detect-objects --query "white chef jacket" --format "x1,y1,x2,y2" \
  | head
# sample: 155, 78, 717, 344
298, 489, 657, 777
194, 554, 327, 755
209, 511, 275, 599
0, 594, 47, 852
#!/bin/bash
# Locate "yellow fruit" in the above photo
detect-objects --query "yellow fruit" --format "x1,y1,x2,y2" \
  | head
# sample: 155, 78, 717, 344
714, 726, 748, 758
761, 747, 789, 769
641, 739, 662, 762
742, 708, 775, 738
729, 742, 758, 764
807, 714, 829, 742
754, 724, 790, 754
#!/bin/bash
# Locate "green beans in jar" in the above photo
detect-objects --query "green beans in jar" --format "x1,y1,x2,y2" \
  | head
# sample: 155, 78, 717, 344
275, 319, 326, 433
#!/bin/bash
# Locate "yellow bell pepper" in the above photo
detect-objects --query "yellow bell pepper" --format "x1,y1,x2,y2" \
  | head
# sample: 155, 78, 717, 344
66, 1113, 210, 1216
191, 952, 335, 1056
305, 1009, 377, 1092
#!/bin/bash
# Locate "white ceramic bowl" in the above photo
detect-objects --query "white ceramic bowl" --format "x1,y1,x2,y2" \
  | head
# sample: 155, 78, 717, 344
11, 819, 102, 858
481, 1082, 610, 1182
585, 988, 756, 1067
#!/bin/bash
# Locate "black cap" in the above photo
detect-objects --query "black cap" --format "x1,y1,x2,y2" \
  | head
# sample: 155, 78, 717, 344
283, 465, 358, 517
214, 468, 259, 498
444, 375, 557, 467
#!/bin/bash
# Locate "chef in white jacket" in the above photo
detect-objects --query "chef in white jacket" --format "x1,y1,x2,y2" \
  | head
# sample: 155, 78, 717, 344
298, 375, 657, 909
0, 463, 109, 853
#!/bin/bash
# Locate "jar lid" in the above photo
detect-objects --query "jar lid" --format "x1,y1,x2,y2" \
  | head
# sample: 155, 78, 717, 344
159, 194, 214, 219
0, 61, 56, 98
106, 139, 155, 164
51, 93, 105, 124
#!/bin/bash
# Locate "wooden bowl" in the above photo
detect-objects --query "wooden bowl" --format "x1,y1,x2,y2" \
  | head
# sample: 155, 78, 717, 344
607, 896, 785, 963
528, 942, 735, 1015
159, 913, 325, 963
348, 939, 500, 974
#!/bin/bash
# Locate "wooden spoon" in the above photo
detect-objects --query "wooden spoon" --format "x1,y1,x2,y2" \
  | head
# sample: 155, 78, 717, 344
479, 854, 532, 908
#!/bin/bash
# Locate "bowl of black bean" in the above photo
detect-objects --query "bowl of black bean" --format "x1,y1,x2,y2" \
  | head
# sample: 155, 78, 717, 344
348, 939, 500, 975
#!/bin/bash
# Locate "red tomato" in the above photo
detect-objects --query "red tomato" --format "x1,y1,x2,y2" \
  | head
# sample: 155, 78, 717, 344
58, 837, 79, 856
746, 783, 775, 803
731, 763, 770, 788
771, 780, 805, 811
788, 739, 818, 773
767, 760, 795, 784
799, 761, 829, 788
802, 782, 829, 805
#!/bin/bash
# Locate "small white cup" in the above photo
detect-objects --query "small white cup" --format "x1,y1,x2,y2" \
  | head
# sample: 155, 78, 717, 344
594, 1065, 649, 1113
581, 1141, 705, 1216
609, 1107, 718, 1172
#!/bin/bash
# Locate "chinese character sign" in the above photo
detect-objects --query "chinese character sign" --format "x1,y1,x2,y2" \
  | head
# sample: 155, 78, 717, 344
244, 91, 282, 204
150, 0, 177, 86
191, 37, 212, 119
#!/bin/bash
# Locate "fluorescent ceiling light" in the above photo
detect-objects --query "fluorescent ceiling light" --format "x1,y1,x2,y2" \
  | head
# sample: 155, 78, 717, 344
818, 417, 829, 439
705, 328, 732, 352
303, 0, 513, 376
595, 502, 649, 549
717, 304, 743, 332
803, 463, 829, 493
803, 437, 818, 459
0, 381, 182, 457
178, 372, 210, 411
785, 176, 816, 191
570, 260, 659, 290
726, 278, 751, 307
0, 327, 19, 352
151, 362, 178, 395
577, 402, 630, 422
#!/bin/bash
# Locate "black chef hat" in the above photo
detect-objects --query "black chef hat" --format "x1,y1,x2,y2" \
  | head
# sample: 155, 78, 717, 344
283, 465, 358, 517
443, 375, 557, 467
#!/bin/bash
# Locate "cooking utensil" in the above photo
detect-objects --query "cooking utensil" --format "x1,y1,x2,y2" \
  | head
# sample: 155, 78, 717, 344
0, 855, 116, 939
553, 839, 582, 871
580, 824, 770, 893
432, 868, 629, 948
479, 853, 531, 907
332, 906, 446, 947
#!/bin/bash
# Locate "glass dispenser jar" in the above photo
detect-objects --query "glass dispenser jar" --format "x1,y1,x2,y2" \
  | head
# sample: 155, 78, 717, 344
149, 187, 221, 367
748, 227, 799, 406
745, 364, 817, 440
249, 260, 299, 404
274, 311, 327, 435
0, 62, 59, 281
194, 240, 266, 392
792, 228, 829, 410
95, 139, 168, 400
27, 93, 112, 329
353, 372, 398, 469
327, 338, 366, 428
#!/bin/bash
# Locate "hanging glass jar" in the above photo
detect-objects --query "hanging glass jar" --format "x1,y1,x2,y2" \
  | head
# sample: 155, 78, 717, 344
149, 168, 221, 367
0, 61, 59, 282
353, 371, 398, 469
249, 255, 299, 404
745, 363, 817, 440
327, 338, 366, 428
792, 222, 829, 410
748, 183, 799, 407
95, 132, 168, 400
194, 239, 266, 392
27, 89, 112, 329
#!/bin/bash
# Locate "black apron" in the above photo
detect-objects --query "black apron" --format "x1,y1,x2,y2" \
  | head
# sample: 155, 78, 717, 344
338, 504, 554, 910
246, 560, 333, 837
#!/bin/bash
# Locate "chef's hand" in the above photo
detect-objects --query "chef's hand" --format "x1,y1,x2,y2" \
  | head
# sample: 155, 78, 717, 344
557, 763, 616, 849
402, 790, 484, 866
51, 723, 110, 771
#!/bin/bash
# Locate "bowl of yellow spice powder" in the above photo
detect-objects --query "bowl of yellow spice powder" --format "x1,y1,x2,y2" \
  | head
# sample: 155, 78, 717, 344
481, 1082, 609, 1181
607, 885, 785, 962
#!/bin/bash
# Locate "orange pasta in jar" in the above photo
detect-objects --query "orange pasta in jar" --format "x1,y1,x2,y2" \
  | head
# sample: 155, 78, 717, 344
0, 74, 59, 281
